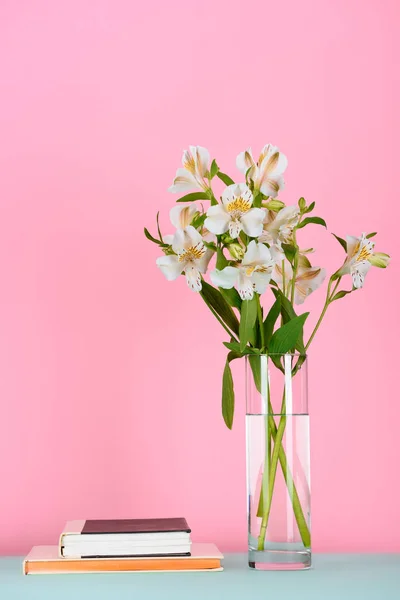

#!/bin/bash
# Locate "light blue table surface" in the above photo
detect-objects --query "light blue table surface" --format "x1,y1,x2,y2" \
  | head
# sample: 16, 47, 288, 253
1, 554, 399, 600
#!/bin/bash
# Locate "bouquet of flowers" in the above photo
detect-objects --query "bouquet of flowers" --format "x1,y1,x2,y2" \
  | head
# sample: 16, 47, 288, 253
145, 143, 389, 426
145, 143, 390, 559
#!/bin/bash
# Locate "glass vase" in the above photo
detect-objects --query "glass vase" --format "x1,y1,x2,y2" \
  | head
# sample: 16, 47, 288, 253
246, 353, 311, 570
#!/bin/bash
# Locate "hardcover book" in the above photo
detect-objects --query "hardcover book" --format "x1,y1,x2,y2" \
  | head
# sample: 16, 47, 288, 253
24, 543, 223, 575
59, 518, 192, 558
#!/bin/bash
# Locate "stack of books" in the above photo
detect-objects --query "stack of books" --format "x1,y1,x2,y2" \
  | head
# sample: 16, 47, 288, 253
23, 518, 223, 574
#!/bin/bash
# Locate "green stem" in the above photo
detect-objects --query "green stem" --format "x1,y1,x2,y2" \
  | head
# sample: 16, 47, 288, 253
290, 230, 299, 304
258, 412, 286, 550
257, 379, 272, 522
269, 413, 311, 547
257, 295, 265, 349
257, 390, 286, 550
282, 260, 286, 299
305, 276, 341, 351
257, 400, 311, 550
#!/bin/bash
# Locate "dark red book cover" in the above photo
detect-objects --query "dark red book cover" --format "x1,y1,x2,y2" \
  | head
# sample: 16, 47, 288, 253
82, 518, 191, 535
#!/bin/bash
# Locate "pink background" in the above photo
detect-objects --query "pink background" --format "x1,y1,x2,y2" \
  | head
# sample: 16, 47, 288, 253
0, 0, 399, 555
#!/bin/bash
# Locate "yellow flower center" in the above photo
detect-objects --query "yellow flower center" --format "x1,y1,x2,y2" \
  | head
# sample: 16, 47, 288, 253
352, 240, 373, 263
245, 266, 256, 277
226, 197, 251, 218
179, 244, 205, 263
356, 245, 372, 262
183, 154, 196, 174
245, 265, 269, 277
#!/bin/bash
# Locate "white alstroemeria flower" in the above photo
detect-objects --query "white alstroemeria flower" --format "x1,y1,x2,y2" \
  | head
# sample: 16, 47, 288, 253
293, 266, 326, 305
205, 183, 265, 239
210, 240, 274, 300
339, 233, 390, 289
271, 243, 325, 303
270, 243, 293, 288
168, 146, 211, 193
156, 226, 212, 292
236, 144, 288, 198
259, 206, 300, 245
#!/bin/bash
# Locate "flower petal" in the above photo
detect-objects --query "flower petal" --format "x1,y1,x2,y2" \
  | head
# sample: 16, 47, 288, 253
169, 204, 198, 229
172, 225, 203, 254
190, 145, 210, 178
276, 205, 299, 224
242, 240, 259, 266
294, 267, 326, 304
168, 168, 200, 193
204, 205, 230, 235
228, 219, 242, 238
259, 145, 288, 176
221, 183, 253, 208
184, 265, 202, 292
351, 261, 371, 289
241, 208, 265, 237
273, 259, 293, 285
236, 148, 255, 174
242, 240, 272, 267
346, 235, 360, 258
210, 266, 239, 289
156, 255, 182, 281
252, 271, 272, 295
163, 234, 174, 245
260, 175, 285, 198
237, 272, 254, 300
196, 248, 213, 274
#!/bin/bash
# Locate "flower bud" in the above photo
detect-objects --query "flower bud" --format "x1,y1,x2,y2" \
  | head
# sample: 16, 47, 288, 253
298, 197, 306, 211
264, 199, 285, 212
228, 243, 245, 260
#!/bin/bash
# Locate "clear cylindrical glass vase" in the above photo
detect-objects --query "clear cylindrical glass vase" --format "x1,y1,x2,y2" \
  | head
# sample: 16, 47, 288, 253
246, 353, 311, 570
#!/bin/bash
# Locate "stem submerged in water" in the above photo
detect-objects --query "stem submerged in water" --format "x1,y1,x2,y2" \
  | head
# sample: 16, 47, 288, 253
257, 407, 311, 550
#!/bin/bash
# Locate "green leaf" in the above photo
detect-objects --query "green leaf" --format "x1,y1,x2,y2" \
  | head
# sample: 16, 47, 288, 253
220, 287, 242, 310
217, 171, 235, 186
210, 159, 219, 179
209, 192, 218, 206
222, 357, 235, 429
257, 484, 265, 518
263, 298, 281, 347
305, 201, 315, 213
332, 233, 347, 252
216, 246, 228, 269
191, 212, 206, 230
270, 290, 307, 353
200, 281, 240, 336
366, 231, 377, 239
281, 243, 297, 265
253, 190, 262, 208
223, 341, 257, 355
269, 313, 309, 354
239, 296, 258, 352
176, 192, 210, 203
248, 354, 262, 395
144, 227, 165, 246
203, 240, 217, 251
297, 216, 327, 229
331, 290, 352, 301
